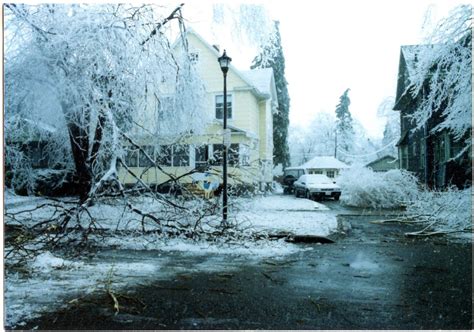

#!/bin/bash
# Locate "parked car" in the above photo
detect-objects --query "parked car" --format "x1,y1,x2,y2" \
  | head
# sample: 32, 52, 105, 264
281, 167, 306, 194
293, 174, 341, 201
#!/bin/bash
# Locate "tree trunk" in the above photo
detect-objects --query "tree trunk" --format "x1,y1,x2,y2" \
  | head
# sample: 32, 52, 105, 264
89, 108, 106, 169
67, 121, 91, 202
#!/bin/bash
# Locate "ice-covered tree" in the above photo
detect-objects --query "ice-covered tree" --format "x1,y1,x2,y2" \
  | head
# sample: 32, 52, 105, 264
4, 3, 286, 257
289, 112, 336, 166
251, 21, 291, 168
334, 88, 354, 159
4, 4, 207, 201
409, 4, 472, 151
377, 97, 400, 157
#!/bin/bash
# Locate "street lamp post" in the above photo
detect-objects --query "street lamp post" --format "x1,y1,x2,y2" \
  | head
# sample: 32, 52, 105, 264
218, 50, 232, 224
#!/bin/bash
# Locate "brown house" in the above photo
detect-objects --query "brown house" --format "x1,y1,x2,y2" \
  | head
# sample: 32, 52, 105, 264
393, 45, 471, 188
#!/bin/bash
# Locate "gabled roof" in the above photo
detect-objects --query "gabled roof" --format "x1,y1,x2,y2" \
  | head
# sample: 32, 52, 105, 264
401, 45, 422, 79
287, 156, 349, 170
242, 68, 274, 95
394, 44, 433, 110
366, 155, 397, 168
173, 28, 273, 100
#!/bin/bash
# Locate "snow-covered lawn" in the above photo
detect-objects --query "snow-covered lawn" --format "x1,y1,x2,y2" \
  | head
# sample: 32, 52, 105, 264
235, 195, 335, 236
4, 193, 337, 328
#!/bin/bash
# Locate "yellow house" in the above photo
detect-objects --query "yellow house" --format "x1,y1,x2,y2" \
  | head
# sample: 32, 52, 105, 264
117, 29, 277, 192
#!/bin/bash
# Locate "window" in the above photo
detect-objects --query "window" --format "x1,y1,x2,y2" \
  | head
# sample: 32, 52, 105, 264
212, 143, 239, 166
139, 146, 155, 167
212, 144, 224, 164
189, 52, 199, 64
157, 145, 172, 166
125, 146, 155, 167
156, 145, 189, 167
173, 145, 190, 167
326, 170, 335, 178
195, 145, 209, 167
228, 144, 239, 166
215, 94, 232, 120
125, 148, 139, 167
400, 145, 409, 169
309, 170, 323, 175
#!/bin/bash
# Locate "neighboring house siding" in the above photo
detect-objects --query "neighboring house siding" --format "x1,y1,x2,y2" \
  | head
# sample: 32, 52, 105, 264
393, 45, 471, 188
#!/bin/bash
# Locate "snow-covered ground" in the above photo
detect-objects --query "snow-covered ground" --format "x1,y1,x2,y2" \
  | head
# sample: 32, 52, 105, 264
4, 192, 337, 328
235, 195, 335, 236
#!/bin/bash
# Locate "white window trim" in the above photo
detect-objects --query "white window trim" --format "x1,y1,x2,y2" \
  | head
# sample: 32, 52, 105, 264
215, 93, 233, 120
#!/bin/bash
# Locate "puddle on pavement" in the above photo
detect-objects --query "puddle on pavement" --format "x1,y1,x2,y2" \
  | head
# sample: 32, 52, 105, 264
349, 252, 380, 270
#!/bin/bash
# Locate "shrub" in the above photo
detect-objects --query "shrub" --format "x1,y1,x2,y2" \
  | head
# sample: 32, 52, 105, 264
338, 166, 419, 209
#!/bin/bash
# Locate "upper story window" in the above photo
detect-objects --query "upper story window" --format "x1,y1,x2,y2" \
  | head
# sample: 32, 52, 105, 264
215, 94, 232, 120
189, 51, 199, 64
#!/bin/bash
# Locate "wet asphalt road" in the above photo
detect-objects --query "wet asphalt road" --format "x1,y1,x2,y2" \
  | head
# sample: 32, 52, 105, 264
13, 201, 473, 330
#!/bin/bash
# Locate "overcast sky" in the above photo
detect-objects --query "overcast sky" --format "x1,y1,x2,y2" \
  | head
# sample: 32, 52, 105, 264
178, 0, 467, 138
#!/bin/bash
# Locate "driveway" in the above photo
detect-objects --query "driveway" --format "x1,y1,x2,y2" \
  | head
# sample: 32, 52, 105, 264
17, 201, 472, 330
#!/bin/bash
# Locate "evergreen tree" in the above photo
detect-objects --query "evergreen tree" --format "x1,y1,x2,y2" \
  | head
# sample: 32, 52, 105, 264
335, 88, 354, 157
251, 21, 291, 168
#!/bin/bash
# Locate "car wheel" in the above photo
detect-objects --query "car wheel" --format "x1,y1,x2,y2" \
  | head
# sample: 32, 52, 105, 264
305, 190, 311, 200
294, 188, 299, 198
334, 194, 340, 201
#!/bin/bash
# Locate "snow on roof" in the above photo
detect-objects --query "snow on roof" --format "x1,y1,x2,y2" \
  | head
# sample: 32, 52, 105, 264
174, 28, 271, 99
241, 68, 274, 95
400, 44, 433, 81
289, 156, 349, 170
365, 155, 397, 167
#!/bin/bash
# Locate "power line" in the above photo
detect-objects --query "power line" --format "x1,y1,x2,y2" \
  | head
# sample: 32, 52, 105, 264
290, 136, 399, 159
336, 137, 399, 158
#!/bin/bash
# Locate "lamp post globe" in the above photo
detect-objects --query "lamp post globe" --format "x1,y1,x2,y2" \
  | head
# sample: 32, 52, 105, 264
218, 50, 232, 74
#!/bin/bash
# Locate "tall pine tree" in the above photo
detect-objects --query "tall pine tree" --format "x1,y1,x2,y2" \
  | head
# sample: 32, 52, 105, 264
335, 88, 354, 157
251, 21, 291, 168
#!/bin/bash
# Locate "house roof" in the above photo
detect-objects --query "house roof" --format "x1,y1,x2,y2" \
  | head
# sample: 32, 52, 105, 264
173, 28, 274, 101
287, 156, 349, 170
366, 155, 397, 168
400, 45, 421, 79
242, 68, 274, 96
394, 44, 433, 110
